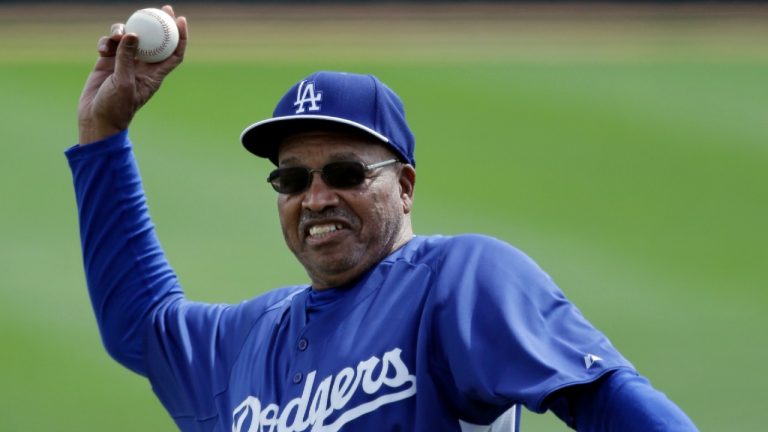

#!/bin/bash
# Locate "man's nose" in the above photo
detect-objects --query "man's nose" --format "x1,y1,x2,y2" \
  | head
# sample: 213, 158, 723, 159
302, 172, 339, 212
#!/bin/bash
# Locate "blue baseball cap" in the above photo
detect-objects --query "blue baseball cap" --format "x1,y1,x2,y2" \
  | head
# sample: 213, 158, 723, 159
240, 71, 416, 166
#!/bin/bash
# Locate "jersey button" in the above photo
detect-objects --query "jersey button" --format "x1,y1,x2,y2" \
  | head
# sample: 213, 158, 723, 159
292, 372, 303, 384
297, 338, 308, 351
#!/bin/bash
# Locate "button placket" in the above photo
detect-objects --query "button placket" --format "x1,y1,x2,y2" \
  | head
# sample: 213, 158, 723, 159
292, 336, 309, 385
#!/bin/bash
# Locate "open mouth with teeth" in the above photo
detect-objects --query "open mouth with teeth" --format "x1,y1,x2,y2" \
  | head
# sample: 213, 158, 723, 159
308, 223, 346, 239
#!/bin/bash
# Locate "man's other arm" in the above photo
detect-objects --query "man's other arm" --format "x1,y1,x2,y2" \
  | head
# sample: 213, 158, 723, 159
546, 369, 698, 431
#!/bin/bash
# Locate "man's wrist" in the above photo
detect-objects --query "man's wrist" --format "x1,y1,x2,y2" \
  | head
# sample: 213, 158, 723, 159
75, 128, 128, 149
78, 120, 123, 145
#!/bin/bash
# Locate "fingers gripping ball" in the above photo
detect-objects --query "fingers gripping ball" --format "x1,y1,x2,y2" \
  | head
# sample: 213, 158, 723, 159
124, 8, 179, 63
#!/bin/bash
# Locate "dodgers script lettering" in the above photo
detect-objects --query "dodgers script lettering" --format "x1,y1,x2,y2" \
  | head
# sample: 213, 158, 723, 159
232, 347, 416, 432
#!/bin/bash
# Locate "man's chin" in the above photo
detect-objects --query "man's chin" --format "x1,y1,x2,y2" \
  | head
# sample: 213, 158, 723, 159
300, 253, 363, 288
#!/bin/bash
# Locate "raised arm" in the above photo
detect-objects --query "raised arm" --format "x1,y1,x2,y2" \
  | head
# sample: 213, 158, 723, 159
78, 5, 187, 144
67, 6, 188, 374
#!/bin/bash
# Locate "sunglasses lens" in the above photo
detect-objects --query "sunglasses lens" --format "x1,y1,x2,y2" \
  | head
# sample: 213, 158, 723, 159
269, 167, 310, 194
267, 162, 370, 194
323, 162, 366, 189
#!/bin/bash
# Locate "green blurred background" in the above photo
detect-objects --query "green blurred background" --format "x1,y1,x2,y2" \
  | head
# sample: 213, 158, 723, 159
1, 2, 766, 430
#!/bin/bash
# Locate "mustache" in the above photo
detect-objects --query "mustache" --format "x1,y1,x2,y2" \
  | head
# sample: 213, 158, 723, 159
299, 207, 358, 226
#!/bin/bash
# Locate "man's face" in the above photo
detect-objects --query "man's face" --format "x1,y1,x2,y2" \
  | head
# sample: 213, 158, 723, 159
275, 130, 415, 289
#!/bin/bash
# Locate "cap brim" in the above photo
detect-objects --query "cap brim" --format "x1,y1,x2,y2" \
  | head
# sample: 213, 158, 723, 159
240, 115, 390, 165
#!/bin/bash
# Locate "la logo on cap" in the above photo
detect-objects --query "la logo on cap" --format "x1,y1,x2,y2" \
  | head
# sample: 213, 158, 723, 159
293, 80, 323, 114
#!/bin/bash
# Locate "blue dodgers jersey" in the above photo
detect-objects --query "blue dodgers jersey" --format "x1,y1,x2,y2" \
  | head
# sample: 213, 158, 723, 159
67, 133, 634, 431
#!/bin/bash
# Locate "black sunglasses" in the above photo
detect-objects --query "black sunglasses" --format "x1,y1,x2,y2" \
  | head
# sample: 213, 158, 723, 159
267, 159, 399, 194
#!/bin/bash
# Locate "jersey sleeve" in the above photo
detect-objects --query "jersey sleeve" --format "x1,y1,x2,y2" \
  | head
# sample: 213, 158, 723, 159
429, 235, 634, 418
66, 131, 184, 375
548, 369, 699, 431
66, 132, 256, 425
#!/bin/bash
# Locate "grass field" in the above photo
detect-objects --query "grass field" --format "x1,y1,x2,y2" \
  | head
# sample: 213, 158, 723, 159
1, 3, 767, 430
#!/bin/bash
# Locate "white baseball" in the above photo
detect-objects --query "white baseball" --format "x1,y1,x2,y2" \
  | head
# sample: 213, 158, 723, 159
124, 8, 179, 63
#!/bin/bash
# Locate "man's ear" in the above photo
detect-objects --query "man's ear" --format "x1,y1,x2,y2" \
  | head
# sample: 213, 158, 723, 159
398, 164, 416, 214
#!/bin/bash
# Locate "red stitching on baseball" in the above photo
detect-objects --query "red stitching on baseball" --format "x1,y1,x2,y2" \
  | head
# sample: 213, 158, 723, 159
137, 10, 171, 58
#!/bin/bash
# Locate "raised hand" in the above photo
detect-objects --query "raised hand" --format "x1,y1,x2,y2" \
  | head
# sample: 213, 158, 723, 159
77, 5, 188, 144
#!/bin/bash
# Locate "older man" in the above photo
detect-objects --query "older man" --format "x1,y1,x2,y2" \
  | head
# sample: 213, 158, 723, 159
68, 6, 697, 432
